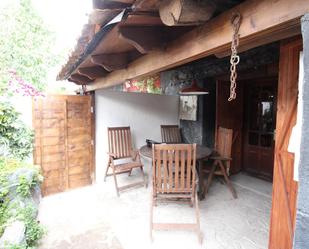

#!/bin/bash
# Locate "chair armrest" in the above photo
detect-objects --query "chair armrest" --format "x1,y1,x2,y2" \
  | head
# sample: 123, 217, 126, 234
107, 152, 117, 159
131, 150, 140, 161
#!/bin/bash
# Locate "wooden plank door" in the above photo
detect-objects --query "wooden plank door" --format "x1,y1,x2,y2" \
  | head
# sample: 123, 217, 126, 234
243, 78, 277, 181
33, 95, 94, 196
268, 37, 302, 249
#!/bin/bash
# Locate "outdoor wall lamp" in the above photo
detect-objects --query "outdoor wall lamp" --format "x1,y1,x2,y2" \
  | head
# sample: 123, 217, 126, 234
179, 79, 209, 95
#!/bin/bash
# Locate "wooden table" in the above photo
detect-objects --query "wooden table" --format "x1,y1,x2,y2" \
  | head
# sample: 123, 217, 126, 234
139, 144, 212, 200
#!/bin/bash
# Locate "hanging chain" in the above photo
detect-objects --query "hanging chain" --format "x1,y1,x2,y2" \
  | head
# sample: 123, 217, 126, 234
228, 12, 242, 101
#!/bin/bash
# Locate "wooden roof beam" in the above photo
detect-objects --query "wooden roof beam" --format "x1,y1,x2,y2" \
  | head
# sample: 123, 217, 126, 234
93, 0, 132, 10
91, 52, 130, 71
118, 26, 163, 54
132, 0, 159, 11
78, 66, 108, 79
68, 78, 83, 85
70, 74, 93, 84
159, 0, 215, 26
87, 0, 309, 91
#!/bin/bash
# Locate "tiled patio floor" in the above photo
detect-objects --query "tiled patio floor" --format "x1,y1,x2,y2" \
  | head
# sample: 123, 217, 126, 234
38, 171, 272, 249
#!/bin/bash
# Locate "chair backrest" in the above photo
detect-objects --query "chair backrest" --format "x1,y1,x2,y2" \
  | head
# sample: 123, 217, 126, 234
161, 125, 182, 143
107, 126, 132, 159
216, 127, 233, 158
152, 144, 196, 195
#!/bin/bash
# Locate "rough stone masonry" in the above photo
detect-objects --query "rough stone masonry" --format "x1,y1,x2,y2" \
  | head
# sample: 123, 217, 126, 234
294, 13, 309, 249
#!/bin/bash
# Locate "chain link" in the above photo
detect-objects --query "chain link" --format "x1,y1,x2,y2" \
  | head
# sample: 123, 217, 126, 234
228, 12, 241, 101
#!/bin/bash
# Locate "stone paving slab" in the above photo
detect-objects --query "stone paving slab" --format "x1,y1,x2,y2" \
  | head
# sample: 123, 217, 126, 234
38, 173, 271, 249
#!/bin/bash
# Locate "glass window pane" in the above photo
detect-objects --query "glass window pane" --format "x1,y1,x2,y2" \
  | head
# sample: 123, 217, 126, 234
260, 134, 272, 147
249, 132, 259, 146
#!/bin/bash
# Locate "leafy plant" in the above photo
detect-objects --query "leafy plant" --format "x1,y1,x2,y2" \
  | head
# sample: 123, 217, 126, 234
0, 100, 33, 160
0, 157, 44, 246
0, 0, 60, 95
17, 205, 45, 247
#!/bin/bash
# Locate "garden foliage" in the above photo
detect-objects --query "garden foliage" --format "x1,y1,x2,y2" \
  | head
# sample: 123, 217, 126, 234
0, 0, 59, 95
0, 100, 33, 161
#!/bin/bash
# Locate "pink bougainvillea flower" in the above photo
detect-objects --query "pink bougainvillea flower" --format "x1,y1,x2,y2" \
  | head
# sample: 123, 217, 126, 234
8, 70, 45, 97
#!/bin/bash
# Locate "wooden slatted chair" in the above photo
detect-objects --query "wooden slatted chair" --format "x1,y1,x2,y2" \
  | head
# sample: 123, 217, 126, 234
203, 127, 237, 198
104, 126, 147, 196
150, 143, 202, 244
160, 125, 182, 143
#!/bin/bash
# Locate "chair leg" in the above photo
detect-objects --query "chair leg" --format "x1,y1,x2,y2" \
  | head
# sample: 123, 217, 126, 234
140, 166, 147, 188
218, 160, 237, 199
194, 191, 202, 244
104, 159, 111, 182
204, 161, 217, 196
112, 167, 120, 197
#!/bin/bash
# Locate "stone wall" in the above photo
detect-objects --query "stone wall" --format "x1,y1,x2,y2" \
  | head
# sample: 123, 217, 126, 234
107, 42, 279, 148
294, 14, 309, 249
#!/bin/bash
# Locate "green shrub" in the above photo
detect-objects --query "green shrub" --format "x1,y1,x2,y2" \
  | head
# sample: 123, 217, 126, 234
0, 100, 33, 160
0, 157, 44, 247
16, 205, 45, 247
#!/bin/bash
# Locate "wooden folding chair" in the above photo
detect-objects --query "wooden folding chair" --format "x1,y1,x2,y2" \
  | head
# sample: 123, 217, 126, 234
150, 143, 202, 244
104, 126, 147, 196
203, 127, 237, 198
160, 125, 182, 143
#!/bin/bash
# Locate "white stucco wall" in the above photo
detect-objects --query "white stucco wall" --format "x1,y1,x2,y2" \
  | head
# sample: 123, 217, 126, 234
95, 90, 179, 183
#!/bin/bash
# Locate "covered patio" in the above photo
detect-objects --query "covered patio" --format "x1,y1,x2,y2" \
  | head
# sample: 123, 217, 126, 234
31, 0, 309, 248
38, 172, 272, 249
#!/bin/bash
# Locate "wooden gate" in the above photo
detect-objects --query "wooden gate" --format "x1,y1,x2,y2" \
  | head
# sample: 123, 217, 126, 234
33, 95, 94, 196
268, 37, 302, 249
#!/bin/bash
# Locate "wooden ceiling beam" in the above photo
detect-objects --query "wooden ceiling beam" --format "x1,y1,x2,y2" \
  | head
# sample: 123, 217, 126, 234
78, 66, 108, 79
87, 0, 309, 91
118, 26, 163, 54
132, 0, 159, 11
159, 0, 215, 26
70, 74, 93, 84
93, 0, 132, 10
68, 78, 83, 85
91, 52, 130, 71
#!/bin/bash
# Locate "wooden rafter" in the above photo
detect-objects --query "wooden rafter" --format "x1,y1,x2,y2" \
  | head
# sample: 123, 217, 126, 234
70, 73, 93, 84
91, 52, 130, 71
132, 0, 159, 11
78, 66, 108, 79
86, 0, 308, 91
93, 0, 132, 10
118, 26, 164, 54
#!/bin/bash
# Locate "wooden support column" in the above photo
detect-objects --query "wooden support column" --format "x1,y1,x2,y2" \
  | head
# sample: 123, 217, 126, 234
269, 37, 302, 249
87, 0, 309, 91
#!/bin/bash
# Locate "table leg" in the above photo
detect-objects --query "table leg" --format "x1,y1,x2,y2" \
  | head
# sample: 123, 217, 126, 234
197, 160, 205, 200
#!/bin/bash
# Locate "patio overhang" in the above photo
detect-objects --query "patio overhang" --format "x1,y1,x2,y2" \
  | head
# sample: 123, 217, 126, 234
56, 0, 244, 85
57, 0, 309, 91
